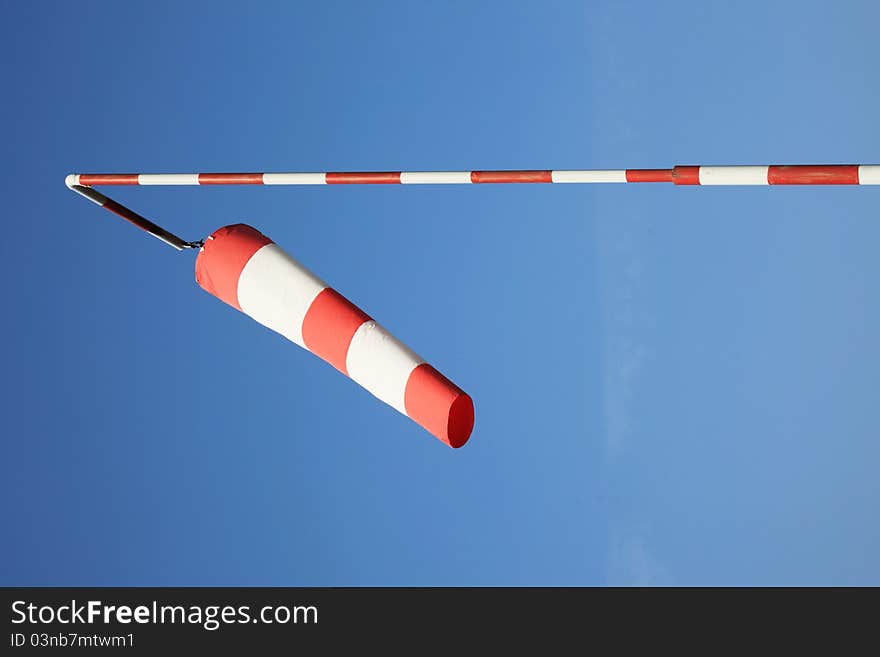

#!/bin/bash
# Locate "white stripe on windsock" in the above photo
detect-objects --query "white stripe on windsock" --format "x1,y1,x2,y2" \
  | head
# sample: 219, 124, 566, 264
346, 321, 425, 415
237, 243, 327, 348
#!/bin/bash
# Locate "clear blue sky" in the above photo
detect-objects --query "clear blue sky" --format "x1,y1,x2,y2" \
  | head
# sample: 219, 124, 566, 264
1, 1, 878, 586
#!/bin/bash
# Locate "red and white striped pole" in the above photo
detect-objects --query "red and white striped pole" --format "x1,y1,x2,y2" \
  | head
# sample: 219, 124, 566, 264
65, 164, 880, 188
65, 163, 880, 248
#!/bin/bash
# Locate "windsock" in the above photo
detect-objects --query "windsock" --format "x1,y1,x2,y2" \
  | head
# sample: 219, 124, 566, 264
194, 224, 474, 448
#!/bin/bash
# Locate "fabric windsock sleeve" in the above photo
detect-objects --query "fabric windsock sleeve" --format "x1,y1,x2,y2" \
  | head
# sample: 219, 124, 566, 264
194, 224, 474, 448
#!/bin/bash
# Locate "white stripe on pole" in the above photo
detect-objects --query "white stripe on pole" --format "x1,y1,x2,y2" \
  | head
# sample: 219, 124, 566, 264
400, 171, 473, 184
550, 170, 627, 183
237, 244, 327, 348
263, 173, 328, 185
698, 166, 769, 185
858, 165, 880, 185
346, 321, 425, 414
138, 174, 201, 185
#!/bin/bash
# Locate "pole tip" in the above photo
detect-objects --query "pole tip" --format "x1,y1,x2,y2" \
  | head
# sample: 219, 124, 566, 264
65, 174, 79, 189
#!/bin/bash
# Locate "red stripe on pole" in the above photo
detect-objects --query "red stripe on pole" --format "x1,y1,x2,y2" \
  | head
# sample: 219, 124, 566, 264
672, 166, 701, 185
301, 289, 371, 375
767, 165, 859, 185
625, 169, 674, 183
325, 172, 401, 184
198, 173, 265, 185
470, 170, 552, 183
404, 364, 474, 448
78, 174, 140, 186
194, 224, 272, 310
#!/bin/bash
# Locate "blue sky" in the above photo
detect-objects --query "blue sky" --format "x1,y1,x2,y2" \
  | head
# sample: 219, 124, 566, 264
1, 1, 878, 585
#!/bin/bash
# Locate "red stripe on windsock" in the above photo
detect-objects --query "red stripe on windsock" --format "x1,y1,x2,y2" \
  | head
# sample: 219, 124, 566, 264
198, 173, 265, 185
404, 364, 474, 448
625, 169, 674, 183
325, 172, 402, 184
78, 174, 140, 186
194, 224, 272, 310
470, 170, 552, 183
672, 166, 701, 185
767, 165, 859, 185
301, 289, 371, 375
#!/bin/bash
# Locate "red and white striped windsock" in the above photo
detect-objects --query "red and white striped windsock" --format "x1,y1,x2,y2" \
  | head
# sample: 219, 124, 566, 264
194, 224, 474, 448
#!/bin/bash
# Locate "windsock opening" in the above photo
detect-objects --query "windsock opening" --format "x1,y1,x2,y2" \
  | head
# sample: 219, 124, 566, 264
404, 364, 474, 448
194, 223, 474, 448
194, 224, 271, 309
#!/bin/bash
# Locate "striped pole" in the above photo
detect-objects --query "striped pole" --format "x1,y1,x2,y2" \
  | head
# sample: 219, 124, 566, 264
66, 164, 880, 247
66, 164, 880, 188
196, 224, 474, 448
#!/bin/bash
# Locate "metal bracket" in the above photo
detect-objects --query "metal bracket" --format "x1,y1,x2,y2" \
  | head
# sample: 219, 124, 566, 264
66, 180, 200, 252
